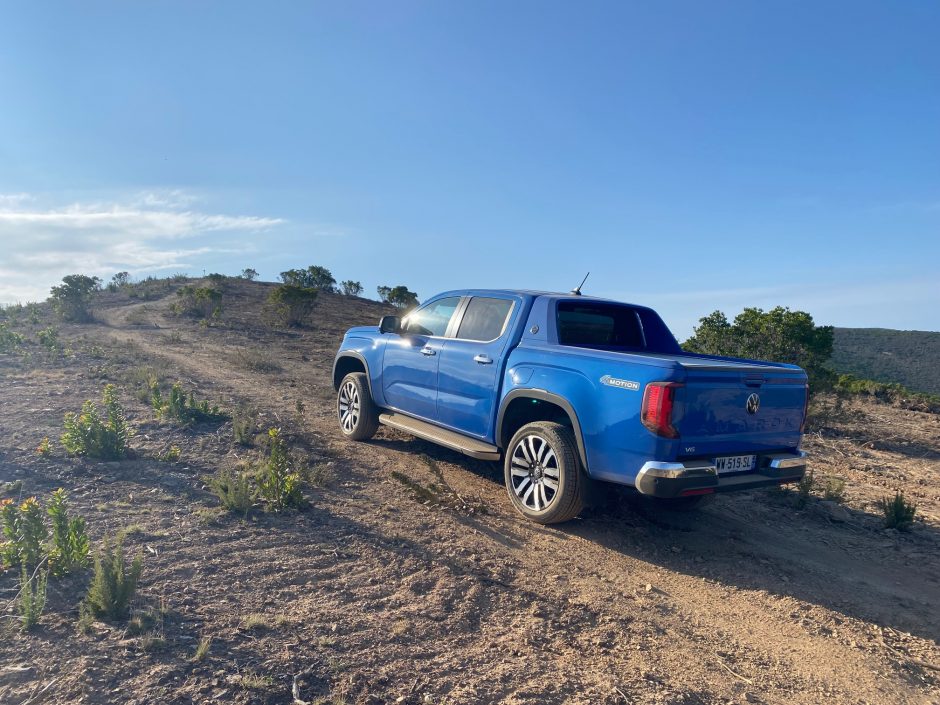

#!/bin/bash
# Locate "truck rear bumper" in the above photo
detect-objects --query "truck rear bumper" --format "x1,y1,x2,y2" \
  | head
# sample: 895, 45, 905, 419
634, 451, 807, 499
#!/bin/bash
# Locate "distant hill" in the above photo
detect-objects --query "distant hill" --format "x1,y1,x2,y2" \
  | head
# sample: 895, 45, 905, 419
830, 327, 940, 396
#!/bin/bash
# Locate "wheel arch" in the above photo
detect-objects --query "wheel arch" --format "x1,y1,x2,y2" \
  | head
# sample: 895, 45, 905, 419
332, 352, 372, 395
496, 390, 589, 470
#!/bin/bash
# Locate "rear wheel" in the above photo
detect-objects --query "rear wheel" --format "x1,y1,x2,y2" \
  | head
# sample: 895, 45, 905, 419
336, 373, 379, 441
504, 421, 585, 524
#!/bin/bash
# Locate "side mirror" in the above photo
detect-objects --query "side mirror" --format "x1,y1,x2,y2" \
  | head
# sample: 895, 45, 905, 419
379, 315, 401, 334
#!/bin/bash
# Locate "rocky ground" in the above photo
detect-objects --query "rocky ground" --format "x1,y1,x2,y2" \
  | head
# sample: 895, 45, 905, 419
0, 278, 937, 705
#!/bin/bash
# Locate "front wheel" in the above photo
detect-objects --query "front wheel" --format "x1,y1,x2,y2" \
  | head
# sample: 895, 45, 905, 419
504, 421, 586, 524
336, 373, 379, 441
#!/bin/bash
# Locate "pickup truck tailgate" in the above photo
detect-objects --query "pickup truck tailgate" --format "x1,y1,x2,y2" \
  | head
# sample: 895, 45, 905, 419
676, 368, 806, 456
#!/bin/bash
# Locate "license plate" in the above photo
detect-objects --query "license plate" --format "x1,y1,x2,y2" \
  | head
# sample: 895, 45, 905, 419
714, 454, 757, 473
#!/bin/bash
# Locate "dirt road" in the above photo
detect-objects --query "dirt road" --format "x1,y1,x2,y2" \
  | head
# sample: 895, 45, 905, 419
1, 279, 937, 704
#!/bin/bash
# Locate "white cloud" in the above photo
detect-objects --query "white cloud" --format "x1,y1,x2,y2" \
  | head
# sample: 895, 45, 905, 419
0, 191, 284, 304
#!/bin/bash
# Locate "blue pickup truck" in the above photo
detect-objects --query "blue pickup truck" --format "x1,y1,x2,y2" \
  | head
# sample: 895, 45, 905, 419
333, 290, 809, 524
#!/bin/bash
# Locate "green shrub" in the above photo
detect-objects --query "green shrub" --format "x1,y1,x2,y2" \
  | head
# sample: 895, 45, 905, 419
822, 476, 846, 503
50, 274, 101, 322
831, 373, 940, 412
36, 437, 51, 457
150, 381, 226, 424
794, 469, 814, 509
47, 488, 90, 576
1, 497, 48, 569
683, 306, 834, 392
232, 406, 257, 446
208, 468, 256, 516
85, 534, 143, 622
279, 265, 336, 291
61, 384, 132, 459
108, 271, 131, 292
158, 445, 182, 462
174, 285, 222, 319
879, 492, 916, 531
37, 326, 61, 353
256, 428, 304, 511
266, 285, 318, 327
16, 563, 48, 630
0, 322, 25, 353
241, 268, 258, 281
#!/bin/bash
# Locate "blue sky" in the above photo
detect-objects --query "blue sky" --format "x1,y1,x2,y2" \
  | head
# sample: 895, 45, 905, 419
1, 1, 938, 338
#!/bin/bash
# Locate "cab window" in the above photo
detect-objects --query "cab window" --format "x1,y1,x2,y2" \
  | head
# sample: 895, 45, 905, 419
402, 297, 460, 337
456, 297, 514, 341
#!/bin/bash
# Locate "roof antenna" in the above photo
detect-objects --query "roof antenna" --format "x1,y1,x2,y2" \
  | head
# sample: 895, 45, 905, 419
570, 272, 590, 296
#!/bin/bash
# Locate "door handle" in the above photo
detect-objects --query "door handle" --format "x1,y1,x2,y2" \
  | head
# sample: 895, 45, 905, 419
421, 347, 436, 356
473, 354, 493, 365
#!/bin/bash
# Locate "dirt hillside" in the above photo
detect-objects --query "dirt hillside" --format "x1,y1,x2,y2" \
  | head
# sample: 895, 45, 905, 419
1, 278, 938, 705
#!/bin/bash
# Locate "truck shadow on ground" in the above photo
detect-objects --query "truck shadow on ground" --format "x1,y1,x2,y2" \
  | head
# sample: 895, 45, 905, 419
368, 436, 940, 646
569, 492, 940, 646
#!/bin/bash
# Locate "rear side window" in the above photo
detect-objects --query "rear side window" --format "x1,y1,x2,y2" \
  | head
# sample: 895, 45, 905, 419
457, 297, 514, 341
557, 301, 645, 349
403, 297, 460, 336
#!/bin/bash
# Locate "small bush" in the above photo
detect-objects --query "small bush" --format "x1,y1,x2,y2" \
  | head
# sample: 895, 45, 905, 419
85, 534, 143, 622
0, 322, 25, 353
794, 469, 814, 509
1, 497, 48, 569
157, 445, 182, 463
822, 476, 846, 503
47, 488, 90, 576
256, 428, 304, 511
879, 492, 916, 531
174, 286, 222, 319
37, 326, 61, 353
16, 564, 48, 630
151, 381, 226, 424
340, 280, 363, 297
194, 635, 212, 661
50, 274, 101, 322
266, 285, 318, 327
232, 406, 257, 446
61, 384, 132, 459
36, 437, 51, 457
208, 469, 256, 516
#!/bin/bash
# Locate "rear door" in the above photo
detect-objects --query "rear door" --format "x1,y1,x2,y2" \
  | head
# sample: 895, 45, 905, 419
382, 296, 461, 421
436, 295, 517, 439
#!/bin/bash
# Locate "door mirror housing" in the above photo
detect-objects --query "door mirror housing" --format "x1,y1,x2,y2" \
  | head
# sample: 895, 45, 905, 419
379, 315, 401, 334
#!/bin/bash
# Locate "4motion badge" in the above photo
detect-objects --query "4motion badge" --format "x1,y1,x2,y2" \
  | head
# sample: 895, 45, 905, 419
600, 375, 640, 391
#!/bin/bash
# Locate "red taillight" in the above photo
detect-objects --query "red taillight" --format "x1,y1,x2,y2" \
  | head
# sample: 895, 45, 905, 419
800, 383, 809, 433
641, 382, 682, 438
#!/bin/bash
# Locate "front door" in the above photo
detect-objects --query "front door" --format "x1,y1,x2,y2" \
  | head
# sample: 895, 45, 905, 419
381, 296, 461, 421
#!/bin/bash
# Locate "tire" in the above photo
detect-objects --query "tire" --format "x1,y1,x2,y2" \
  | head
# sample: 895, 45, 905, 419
504, 421, 586, 524
336, 372, 379, 441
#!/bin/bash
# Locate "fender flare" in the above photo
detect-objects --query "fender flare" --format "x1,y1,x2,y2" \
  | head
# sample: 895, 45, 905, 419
332, 351, 374, 397
495, 389, 589, 471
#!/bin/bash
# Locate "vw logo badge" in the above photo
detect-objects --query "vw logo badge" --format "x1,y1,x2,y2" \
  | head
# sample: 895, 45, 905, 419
746, 393, 760, 415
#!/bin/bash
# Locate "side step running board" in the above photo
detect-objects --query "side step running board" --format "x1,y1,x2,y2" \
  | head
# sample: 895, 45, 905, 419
378, 412, 501, 461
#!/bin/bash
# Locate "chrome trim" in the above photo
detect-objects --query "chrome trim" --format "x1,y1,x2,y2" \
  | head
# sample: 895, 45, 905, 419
765, 450, 808, 470
637, 460, 717, 480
